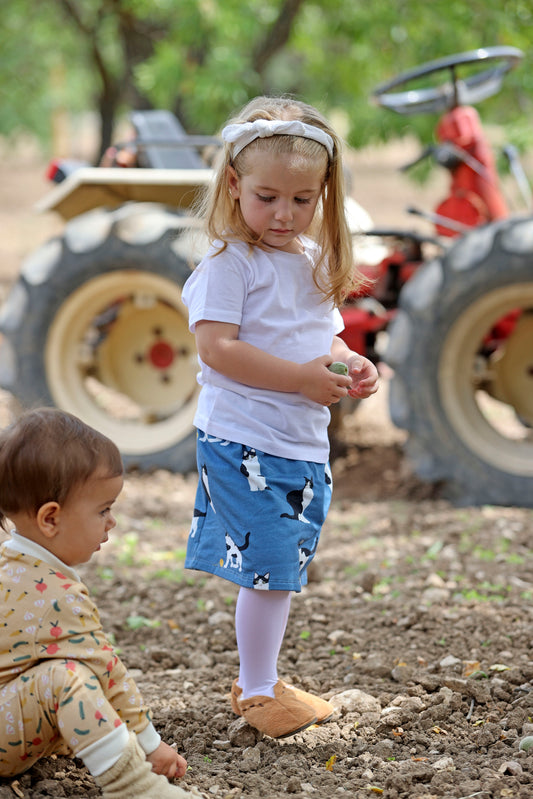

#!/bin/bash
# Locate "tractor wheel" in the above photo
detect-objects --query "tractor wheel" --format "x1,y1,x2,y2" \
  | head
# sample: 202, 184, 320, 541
386, 216, 533, 507
0, 203, 204, 472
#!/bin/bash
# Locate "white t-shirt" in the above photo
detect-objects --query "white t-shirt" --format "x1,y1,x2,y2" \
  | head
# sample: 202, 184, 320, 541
182, 237, 344, 463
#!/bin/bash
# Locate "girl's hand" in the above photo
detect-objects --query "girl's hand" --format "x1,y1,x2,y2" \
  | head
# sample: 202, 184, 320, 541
146, 741, 187, 779
346, 354, 379, 399
298, 356, 352, 406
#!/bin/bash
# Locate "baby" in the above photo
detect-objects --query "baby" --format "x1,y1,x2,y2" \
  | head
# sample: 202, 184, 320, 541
0, 408, 193, 798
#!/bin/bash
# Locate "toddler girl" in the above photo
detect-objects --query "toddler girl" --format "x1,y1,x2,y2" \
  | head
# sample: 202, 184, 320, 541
183, 96, 379, 738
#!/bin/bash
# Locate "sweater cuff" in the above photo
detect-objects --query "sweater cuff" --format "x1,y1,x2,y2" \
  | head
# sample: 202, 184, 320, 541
137, 722, 161, 755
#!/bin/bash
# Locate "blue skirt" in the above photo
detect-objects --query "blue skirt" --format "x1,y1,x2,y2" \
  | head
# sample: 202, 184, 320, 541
185, 431, 333, 592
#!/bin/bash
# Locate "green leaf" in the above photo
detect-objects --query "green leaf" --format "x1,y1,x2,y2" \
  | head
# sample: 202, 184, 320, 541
126, 615, 161, 630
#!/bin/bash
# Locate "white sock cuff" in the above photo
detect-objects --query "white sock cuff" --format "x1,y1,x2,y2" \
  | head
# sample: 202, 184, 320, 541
77, 723, 131, 776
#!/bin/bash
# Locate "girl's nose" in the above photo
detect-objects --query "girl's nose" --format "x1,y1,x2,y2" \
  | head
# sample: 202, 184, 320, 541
275, 200, 292, 221
107, 513, 117, 531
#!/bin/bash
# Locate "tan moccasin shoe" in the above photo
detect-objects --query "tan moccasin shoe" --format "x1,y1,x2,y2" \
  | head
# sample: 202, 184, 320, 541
231, 678, 334, 725
236, 680, 317, 738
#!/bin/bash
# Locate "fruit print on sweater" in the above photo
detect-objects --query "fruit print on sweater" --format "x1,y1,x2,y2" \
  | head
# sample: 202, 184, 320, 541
0, 541, 150, 734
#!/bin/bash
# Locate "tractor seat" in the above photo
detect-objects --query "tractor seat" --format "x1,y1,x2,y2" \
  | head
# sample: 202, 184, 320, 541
130, 110, 207, 170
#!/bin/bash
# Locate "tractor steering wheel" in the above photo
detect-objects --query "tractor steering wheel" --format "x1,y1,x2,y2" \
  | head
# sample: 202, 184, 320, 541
372, 46, 523, 116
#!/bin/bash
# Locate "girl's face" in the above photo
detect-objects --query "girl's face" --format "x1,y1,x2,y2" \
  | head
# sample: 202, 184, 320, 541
228, 150, 325, 254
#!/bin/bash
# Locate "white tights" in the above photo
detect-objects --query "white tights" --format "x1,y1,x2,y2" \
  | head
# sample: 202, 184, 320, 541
235, 587, 292, 699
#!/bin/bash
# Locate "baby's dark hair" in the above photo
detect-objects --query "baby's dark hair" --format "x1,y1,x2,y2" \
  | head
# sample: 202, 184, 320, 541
0, 408, 123, 531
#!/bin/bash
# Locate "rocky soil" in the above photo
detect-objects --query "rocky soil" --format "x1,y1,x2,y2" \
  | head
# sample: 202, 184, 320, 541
0, 138, 532, 799
1, 392, 532, 799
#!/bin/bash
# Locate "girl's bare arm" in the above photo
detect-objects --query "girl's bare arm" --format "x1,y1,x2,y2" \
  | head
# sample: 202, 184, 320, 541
195, 320, 350, 405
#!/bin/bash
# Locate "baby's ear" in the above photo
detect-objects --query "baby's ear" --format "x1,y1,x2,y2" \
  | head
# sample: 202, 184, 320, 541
36, 502, 61, 539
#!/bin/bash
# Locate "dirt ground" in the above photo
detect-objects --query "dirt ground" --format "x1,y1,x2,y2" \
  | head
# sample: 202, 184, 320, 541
0, 137, 532, 799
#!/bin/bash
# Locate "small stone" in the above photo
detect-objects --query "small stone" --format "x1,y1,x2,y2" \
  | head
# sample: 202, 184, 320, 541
391, 663, 413, 683
373, 739, 394, 758
425, 573, 446, 587
33, 781, 66, 797
287, 776, 302, 793
422, 587, 450, 604
442, 677, 468, 693
432, 756, 455, 771
498, 760, 523, 775
328, 629, 350, 645
194, 652, 213, 668
208, 611, 233, 626
439, 655, 462, 668
476, 722, 502, 747
393, 695, 425, 711
329, 688, 381, 716
359, 572, 377, 594
213, 739, 232, 750
356, 653, 391, 677
239, 745, 261, 772
227, 717, 262, 747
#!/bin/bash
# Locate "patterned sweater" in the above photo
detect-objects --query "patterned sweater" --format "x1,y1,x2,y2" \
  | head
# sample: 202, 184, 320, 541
0, 533, 160, 753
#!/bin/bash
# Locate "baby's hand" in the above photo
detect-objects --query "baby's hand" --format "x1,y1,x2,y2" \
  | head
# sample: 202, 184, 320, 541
146, 741, 187, 779
347, 354, 379, 399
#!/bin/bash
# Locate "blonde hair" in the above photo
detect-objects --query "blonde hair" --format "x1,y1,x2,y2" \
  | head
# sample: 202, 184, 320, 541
199, 96, 362, 307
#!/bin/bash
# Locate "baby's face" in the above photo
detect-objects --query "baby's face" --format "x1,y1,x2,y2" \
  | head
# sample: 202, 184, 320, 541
53, 471, 124, 566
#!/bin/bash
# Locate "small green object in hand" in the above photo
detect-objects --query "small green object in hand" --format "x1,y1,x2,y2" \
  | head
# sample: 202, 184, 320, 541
328, 361, 349, 375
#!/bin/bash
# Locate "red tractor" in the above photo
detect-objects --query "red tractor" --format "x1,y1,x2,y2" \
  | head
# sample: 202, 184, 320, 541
0, 46, 530, 507
339, 46, 532, 507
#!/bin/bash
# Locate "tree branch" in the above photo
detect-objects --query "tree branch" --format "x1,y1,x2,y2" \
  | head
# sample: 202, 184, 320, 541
56, 0, 120, 156
252, 0, 305, 75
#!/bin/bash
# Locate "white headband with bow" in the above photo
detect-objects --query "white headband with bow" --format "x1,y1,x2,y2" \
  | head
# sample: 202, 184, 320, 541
221, 119, 334, 159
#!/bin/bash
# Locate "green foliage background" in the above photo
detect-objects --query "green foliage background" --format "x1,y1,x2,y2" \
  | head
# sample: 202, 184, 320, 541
1, 0, 532, 158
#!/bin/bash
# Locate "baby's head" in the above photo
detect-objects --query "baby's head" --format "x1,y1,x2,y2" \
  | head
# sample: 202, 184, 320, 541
0, 408, 123, 533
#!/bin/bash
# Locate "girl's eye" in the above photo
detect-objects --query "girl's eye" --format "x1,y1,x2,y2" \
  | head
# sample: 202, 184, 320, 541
257, 195, 312, 204
100, 507, 111, 517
